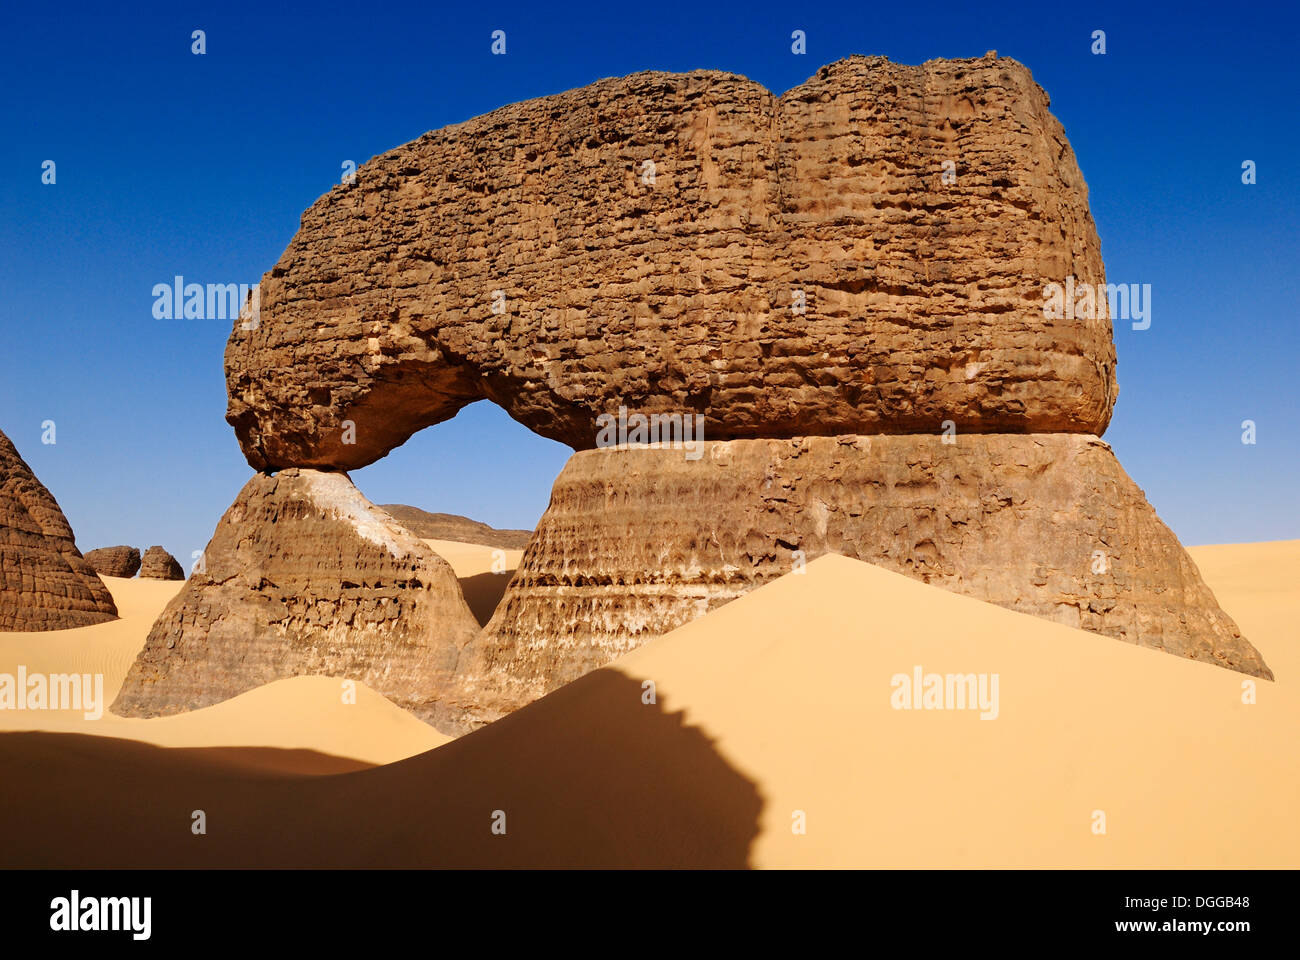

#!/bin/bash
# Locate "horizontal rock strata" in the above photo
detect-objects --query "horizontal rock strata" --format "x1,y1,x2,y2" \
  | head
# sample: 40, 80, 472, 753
111, 469, 481, 726
227, 54, 1115, 470
0, 428, 117, 631
444, 435, 1269, 729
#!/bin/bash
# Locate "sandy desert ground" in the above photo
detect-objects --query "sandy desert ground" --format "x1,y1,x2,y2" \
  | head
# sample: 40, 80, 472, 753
0, 539, 1294, 868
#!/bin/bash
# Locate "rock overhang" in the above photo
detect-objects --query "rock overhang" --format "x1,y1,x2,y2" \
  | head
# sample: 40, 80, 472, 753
226, 53, 1116, 471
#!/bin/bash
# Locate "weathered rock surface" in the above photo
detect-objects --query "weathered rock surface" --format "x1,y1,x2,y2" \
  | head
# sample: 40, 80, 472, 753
227, 54, 1115, 471
138, 546, 184, 581
111, 470, 482, 726
0, 428, 117, 631
380, 505, 533, 549
83, 546, 141, 579
442, 435, 1269, 729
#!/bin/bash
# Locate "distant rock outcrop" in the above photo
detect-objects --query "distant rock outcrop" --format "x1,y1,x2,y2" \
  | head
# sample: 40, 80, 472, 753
0, 428, 117, 630
380, 506, 532, 549
83, 546, 142, 579
139, 546, 184, 581
111, 470, 482, 727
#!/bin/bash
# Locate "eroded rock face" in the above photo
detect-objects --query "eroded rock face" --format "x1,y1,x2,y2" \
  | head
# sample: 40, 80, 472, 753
139, 546, 184, 581
0, 428, 117, 631
84, 546, 142, 579
442, 436, 1269, 729
227, 54, 1115, 471
111, 470, 481, 726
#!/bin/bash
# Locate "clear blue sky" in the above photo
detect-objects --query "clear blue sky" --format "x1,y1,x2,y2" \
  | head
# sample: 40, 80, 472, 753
1, 0, 1296, 566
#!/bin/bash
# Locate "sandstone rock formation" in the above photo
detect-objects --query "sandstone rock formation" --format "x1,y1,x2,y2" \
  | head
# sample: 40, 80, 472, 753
226, 54, 1115, 471
111, 470, 482, 725
119, 54, 1263, 733
447, 436, 1271, 728
380, 505, 532, 549
83, 546, 141, 579
138, 546, 184, 581
0, 428, 117, 631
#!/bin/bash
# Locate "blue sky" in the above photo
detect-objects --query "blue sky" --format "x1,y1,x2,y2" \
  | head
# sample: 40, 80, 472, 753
1, 0, 1296, 565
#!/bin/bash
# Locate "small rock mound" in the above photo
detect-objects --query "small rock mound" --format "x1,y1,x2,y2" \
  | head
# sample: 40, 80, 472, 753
83, 545, 142, 578
139, 546, 184, 581
113, 470, 483, 729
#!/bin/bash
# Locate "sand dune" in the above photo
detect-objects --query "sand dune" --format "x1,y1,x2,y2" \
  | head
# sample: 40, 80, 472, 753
0, 542, 1294, 867
0, 676, 446, 770
1188, 541, 1299, 681
0, 576, 181, 704
609, 550, 1298, 867
421, 538, 521, 626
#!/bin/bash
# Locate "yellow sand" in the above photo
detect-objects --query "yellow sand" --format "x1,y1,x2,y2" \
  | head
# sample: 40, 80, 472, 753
1188, 541, 1299, 682
602, 547, 1298, 866
420, 539, 523, 577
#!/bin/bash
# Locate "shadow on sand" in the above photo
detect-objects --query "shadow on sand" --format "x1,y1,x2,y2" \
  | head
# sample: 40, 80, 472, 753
0, 670, 763, 867
457, 569, 514, 627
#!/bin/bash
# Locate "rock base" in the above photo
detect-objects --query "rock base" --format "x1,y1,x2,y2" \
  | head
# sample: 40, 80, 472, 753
447, 434, 1269, 729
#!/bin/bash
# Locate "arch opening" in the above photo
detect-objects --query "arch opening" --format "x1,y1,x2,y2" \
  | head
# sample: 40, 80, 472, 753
349, 399, 570, 625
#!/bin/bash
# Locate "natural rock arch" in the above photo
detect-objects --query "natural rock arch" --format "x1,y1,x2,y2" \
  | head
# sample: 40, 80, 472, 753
115, 54, 1267, 735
